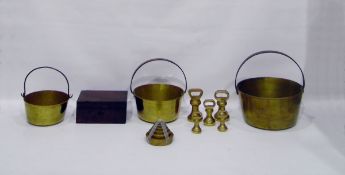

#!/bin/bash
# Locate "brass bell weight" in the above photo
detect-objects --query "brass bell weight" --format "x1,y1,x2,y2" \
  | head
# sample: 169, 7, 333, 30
214, 90, 230, 121
187, 88, 203, 122
217, 111, 228, 132
191, 117, 202, 134
203, 99, 216, 126
188, 89, 230, 134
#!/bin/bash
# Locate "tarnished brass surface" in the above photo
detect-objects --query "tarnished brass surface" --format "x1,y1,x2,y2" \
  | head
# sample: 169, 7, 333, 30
217, 111, 228, 132
214, 90, 230, 121
133, 84, 184, 123
235, 50, 305, 130
237, 77, 303, 130
187, 88, 203, 122
24, 90, 69, 126
203, 99, 216, 126
146, 120, 174, 146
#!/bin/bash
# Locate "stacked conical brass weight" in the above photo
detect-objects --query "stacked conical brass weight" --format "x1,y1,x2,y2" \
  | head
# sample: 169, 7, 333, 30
146, 120, 174, 146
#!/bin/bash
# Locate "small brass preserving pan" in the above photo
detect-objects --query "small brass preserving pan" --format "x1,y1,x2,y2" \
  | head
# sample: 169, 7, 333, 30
130, 58, 187, 123
21, 66, 72, 126
235, 50, 305, 130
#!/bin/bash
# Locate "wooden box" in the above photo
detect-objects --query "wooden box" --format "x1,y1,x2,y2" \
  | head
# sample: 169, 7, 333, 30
76, 90, 128, 124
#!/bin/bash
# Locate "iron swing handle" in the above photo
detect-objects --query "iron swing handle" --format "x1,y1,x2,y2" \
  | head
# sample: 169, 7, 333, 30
234, 50, 306, 94
21, 66, 72, 98
130, 58, 188, 94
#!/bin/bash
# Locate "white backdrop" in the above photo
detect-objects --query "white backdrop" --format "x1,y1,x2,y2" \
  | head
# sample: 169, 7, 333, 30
1, 0, 345, 175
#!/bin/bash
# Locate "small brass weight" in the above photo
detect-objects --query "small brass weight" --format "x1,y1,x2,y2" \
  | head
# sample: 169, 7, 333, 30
192, 117, 202, 134
187, 88, 203, 122
217, 111, 228, 132
214, 90, 230, 121
203, 99, 216, 126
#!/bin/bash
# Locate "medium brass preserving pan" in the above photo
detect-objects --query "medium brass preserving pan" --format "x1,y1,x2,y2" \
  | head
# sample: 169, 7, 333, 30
130, 58, 187, 123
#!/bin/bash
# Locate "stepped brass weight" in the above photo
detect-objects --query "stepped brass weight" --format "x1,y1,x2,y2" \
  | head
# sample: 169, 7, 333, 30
203, 99, 216, 126
146, 120, 174, 146
187, 88, 203, 122
214, 90, 230, 121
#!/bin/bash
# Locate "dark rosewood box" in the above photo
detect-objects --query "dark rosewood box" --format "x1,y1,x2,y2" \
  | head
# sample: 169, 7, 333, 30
76, 90, 128, 124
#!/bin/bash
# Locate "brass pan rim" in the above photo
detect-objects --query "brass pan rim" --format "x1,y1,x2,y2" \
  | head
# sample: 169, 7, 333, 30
237, 76, 304, 100
24, 90, 69, 106
133, 83, 184, 102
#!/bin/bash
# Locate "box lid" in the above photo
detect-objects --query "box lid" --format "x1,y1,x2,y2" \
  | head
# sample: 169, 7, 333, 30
77, 90, 128, 102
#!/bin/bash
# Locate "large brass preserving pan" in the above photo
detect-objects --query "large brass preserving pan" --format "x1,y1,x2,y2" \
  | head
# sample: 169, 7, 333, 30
235, 50, 305, 130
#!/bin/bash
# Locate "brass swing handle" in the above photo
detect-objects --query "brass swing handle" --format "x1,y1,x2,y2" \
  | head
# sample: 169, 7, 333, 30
203, 99, 216, 107
234, 50, 306, 94
188, 88, 203, 98
21, 66, 72, 98
214, 90, 229, 100
130, 58, 188, 94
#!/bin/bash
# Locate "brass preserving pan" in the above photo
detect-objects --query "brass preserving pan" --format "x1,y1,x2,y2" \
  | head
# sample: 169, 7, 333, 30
130, 58, 187, 123
235, 50, 305, 130
21, 66, 72, 126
